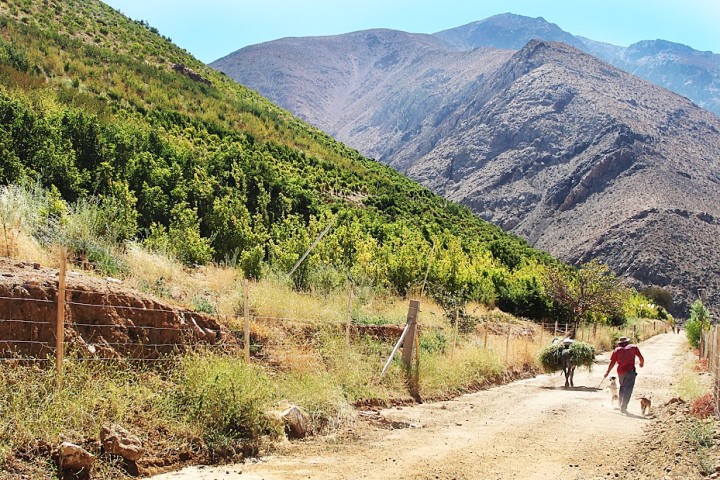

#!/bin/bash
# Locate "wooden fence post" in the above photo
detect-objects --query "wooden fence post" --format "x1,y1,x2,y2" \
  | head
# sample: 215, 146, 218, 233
505, 323, 511, 364
412, 326, 421, 400
244, 279, 250, 363
554, 320, 558, 337
345, 282, 353, 347
451, 306, 459, 359
56, 247, 67, 386
401, 300, 420, 373
483, 324, 489, 350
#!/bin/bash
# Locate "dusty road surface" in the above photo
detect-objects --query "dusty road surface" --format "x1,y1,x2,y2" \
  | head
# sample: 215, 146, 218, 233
152, 332, 690, 480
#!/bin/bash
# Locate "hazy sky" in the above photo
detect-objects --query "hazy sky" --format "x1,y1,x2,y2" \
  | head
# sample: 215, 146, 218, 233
103, 0, 720, 63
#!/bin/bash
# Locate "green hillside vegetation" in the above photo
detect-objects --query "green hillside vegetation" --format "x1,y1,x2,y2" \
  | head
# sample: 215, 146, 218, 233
0, 0, 565, 317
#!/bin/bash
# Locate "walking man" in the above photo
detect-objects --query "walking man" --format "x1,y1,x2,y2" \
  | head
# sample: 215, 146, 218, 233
603, 336, 644, 414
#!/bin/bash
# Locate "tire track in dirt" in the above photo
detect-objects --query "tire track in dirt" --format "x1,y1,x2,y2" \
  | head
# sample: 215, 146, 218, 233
151, 332, 688, 480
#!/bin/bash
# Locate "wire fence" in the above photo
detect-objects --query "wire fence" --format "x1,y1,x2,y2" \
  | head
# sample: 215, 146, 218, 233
0, 250, 672, 386
700, 325, 720, 419
0, 284, 669, 365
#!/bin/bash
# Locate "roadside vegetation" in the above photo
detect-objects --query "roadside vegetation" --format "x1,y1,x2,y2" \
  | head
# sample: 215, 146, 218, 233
0, 185, 671, 478
672, 354, 718, 476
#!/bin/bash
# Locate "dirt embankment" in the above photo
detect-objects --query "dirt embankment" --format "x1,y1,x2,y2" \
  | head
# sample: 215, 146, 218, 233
0, 259, 232, 359
0, 259, 419, 361
152, 333, 718, 480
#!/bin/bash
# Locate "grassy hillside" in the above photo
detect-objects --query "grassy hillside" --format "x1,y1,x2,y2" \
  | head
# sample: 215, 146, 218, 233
0, 0, 563, 318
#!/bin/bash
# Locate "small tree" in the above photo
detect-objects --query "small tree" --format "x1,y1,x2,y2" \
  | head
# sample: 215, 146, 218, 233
685, 299, 711, 350
544, 260, 629, 336
168, 202, 214, 266
427, 233, 472, 326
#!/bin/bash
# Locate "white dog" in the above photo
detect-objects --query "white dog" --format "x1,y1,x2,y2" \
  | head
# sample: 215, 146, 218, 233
608, 376, 619, 406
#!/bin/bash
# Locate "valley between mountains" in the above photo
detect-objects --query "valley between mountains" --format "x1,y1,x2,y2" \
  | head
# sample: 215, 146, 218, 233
214, 19, 720, 318
153, 333, 711, 480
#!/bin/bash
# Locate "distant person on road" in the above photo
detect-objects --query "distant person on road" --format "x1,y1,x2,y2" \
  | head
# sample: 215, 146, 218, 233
603, 336, 644, 414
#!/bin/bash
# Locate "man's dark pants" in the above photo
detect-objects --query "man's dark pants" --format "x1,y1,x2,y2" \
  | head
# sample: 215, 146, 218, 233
618, 369, 637, 412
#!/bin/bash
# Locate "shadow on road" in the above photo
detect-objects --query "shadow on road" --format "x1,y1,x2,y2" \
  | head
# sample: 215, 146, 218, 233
539, 386, 602, 392
618, 412, 650, 420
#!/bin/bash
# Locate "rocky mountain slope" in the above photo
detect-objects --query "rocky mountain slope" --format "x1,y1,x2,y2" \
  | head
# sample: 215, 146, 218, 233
434, 14, 720, 117
410, 40, 720, 315
596, 39, 720, 116
212, 28, 720, 316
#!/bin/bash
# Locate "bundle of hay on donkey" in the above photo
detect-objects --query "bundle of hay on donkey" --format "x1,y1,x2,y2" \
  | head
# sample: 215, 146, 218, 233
538, 339, 595, 388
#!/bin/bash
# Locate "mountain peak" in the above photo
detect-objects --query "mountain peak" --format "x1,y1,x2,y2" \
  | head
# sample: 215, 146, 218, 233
434, 13, 584, 51
627, 39, 697, 56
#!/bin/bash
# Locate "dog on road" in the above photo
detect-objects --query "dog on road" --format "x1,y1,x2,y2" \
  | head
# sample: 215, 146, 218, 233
640, 396, 652, 416
607, 376, 619, 407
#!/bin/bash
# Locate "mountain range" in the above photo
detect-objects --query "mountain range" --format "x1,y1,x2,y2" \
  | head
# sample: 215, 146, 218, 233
211, 14, 720, 316
437, 14, 720, 117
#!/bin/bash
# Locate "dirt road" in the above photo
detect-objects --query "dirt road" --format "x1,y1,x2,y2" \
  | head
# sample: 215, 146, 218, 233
152, 332, 690, 480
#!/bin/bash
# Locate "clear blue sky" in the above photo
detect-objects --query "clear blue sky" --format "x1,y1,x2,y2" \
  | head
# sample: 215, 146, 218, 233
103, 0, 720, 63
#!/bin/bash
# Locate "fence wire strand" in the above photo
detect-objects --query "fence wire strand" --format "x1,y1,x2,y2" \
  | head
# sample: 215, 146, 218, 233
0, 287, 673, 372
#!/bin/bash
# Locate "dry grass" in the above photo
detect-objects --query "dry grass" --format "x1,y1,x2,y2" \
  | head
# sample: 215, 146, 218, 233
3, 229, 55, 267
124, 245, 431, 327
419, 344, 504, 397
675, 357, 713, 402
122, 244, 244, 314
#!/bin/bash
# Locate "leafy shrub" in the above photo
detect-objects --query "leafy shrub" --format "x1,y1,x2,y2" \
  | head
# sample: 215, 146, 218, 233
488, 239, 523, 270
192, 296, 217, 314
0, 39, 31, 72
685, 300, 711, 349
168, 203, 214, 266
685, 319, 702, 348
640, 286, 673, 311
167, 353, 279, 452
419, 329, 447, 353
493, 272, 551, 321
240, 245, 264, 280
308, 264, 346, 296
75, 240, 128, 276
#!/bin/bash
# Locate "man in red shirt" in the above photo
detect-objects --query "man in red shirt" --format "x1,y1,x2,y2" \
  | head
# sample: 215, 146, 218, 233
603, 336, 645, 414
